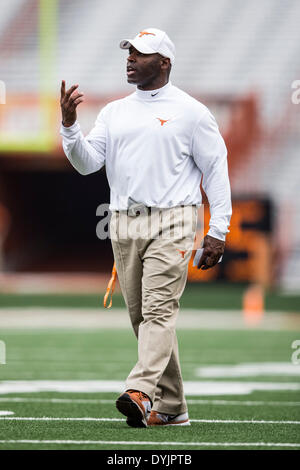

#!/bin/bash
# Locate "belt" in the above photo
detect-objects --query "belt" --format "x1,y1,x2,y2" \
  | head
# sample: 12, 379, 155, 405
116, 204, 152, 216
116, 204, 197, 217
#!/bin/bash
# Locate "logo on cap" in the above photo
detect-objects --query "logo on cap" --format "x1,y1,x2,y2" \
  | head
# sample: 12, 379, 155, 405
139, 31, 156, 38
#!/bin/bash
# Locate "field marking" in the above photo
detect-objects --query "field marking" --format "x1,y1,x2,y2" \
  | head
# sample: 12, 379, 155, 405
1, 380, 300, 396
191, 419, 300, 424
1, 397, 299, 407
196, 362, 300, 377
186, 399, 300, 406
1, 417, 299, 425
0, 411, 14, 416
0, 439, 299, 448
0, 308, 299, 331
0, 398, 117, 404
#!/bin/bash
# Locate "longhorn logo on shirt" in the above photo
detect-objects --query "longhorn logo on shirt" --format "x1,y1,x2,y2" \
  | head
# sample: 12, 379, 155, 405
177, 249, 186, 258
138, 31, 156, 38
157, 118, 170, 126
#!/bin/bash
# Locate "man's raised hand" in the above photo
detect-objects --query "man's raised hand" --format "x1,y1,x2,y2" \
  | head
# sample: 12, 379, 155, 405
60, 80, 84, 128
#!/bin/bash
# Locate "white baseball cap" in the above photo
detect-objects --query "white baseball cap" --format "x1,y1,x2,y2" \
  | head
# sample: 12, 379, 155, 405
120, 28, 175, 65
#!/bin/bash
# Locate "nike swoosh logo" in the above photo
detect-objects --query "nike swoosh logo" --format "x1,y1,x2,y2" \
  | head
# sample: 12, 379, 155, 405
151, 92, 159, 97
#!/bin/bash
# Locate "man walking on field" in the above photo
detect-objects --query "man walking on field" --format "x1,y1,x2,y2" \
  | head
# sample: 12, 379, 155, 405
60, 28, 232, 428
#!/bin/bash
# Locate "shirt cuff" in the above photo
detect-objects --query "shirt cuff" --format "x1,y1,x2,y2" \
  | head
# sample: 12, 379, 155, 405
207, 226, 227, 242
60, 121, 81, 137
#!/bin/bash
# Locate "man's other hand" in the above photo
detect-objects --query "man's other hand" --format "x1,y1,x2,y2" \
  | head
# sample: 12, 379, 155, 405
197, 234, 225, 270
60, 80, 84, 127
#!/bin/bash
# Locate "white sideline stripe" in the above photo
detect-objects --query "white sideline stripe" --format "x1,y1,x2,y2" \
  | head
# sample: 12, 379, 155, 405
0, 398, 116, 404
0, 411, 14, 416
187, 400, 300, 406
1, 380, 300, 396
191, 419, 300, 424
0, 416, 299, 425
196, 362, 300, 378
1, 308, 299, 331
1, 397, 299, 407
0, 417, 124, 422
0, 439, 299, 448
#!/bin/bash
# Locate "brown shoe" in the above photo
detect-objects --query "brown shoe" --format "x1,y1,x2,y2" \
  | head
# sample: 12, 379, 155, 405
116, 389, 152, 428
148, 410, 190, 426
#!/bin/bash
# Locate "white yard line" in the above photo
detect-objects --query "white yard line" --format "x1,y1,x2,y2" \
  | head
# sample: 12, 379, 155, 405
0, 417, 124, 422
0, 308, 299, 330
0, 397, 299, 407
0, 439, 299, 448
186, 399, 300, 406
196, 362, 300, 377
1, 380, 300, 396
0, 416, 299, 424
191, 419, 300, 424
0, 398, 116, 404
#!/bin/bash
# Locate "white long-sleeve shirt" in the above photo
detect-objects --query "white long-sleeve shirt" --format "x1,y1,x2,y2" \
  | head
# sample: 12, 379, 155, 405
60, 81, 232, 240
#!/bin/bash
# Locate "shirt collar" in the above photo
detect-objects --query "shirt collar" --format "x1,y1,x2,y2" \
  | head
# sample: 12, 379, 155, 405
134, 81, 172, 100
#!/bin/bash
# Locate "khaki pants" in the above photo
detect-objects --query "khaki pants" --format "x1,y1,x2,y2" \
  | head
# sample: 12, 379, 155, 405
110, 205, 197, 415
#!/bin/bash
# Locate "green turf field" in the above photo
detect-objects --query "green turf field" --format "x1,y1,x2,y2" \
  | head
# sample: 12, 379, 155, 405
0, 328, 299, 449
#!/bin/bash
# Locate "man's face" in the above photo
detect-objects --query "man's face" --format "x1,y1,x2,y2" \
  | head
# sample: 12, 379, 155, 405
126, 46, 164, 88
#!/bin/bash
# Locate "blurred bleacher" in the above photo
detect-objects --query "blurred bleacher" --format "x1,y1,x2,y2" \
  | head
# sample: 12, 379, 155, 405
1, 0, 299, 119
